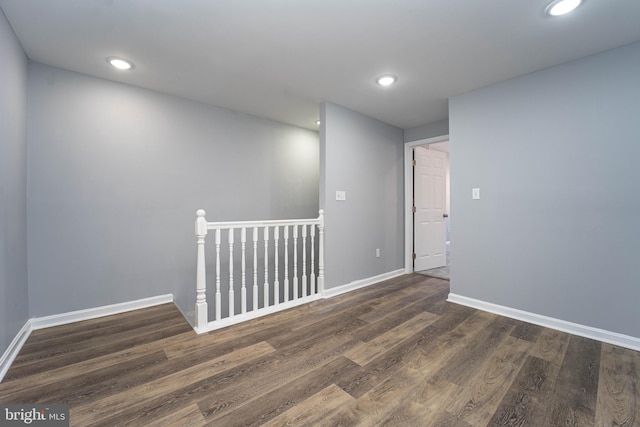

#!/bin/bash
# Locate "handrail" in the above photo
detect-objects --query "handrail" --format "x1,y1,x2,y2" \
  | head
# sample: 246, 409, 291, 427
194, 209, 324, 333
206, 217, 321, 230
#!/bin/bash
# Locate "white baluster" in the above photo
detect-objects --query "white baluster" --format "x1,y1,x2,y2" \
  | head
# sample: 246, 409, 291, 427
195, 209, 208, 331
302, 224, 308, 298
241, 227, 247, 314
264, 227, 269, 308
228, 229, 234, 318
318, 210, 325, 294
253, 227, 258, 311
195, 212, 326, 332
293, 225, 298, 300
310, 224, 316, 295
283, 226, 289, 302
215, 228, 221, 321
274, 226, 279, 305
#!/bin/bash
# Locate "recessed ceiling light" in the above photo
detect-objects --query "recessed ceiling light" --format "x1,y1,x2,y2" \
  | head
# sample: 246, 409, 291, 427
376, 75, 397, 86
546, 0, 582, 16
107, 57, 134, 70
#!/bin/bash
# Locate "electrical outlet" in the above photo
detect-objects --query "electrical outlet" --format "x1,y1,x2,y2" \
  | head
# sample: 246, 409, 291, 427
336, 190, 346, 201
376, 248, 381, 258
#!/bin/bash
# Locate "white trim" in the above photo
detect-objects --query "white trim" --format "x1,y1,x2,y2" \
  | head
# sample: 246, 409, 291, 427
195, 269, 406, 334
448, 293, 640, 352
195, 294, 323, 334
404, 135, 450, 274
30, 294, 174, 330
1, 294, 175, 382
322, 269, 405, 299
0, 321, 33, 383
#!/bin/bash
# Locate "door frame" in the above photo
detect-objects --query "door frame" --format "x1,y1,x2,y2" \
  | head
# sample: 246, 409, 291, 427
404, 134, 450, 274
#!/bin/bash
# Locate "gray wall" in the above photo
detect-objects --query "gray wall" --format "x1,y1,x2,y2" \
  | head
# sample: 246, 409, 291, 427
320, 102, 404, 289
449, 41, 640, 338
404, 119, 449, 142
0, 10, 28, 357
27, 63, 319, 322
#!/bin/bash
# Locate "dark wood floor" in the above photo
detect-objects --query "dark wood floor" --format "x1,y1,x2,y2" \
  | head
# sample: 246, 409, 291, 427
1, 274, 639, 426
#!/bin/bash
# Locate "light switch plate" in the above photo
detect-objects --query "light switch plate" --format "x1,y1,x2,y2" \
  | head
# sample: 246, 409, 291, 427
336, 190, 346, 201
472, 188, 480, 200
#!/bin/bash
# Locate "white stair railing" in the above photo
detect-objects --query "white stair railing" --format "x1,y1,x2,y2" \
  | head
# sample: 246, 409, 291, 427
194, 210, 324, 333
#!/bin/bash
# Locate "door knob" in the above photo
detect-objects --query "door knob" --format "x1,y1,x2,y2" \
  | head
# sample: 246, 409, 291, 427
443, 213, 449, 218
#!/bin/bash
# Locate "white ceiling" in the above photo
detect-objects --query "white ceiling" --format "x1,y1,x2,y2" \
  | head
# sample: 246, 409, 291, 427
2, 0, 640, 131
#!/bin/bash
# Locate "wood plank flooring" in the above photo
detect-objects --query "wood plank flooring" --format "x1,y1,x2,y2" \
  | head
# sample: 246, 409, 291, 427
1, 274, 639, 426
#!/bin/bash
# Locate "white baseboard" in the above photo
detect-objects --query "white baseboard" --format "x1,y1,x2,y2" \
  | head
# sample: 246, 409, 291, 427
196, 294, 323, 334
0, 321, 33, 383
448, 293, 640, 352
323, 269, 405, 299
195, 269, 406, 334
0, 294, 174, 383
29, 294, 174, 330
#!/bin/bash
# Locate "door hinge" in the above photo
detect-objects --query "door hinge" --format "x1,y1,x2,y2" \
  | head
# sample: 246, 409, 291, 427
412, 205, 416, 213
412, 253, 416, 260
412, 159, 416, 166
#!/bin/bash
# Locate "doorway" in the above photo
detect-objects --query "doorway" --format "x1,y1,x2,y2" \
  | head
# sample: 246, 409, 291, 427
404, 135, 450, 279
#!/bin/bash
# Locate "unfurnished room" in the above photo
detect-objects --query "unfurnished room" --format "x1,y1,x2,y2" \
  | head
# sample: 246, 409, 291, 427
1, 1, 640, 425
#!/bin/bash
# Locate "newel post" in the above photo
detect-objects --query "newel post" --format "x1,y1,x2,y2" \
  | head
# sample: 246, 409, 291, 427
318, 209, 325, 294
195, 209, 208, 331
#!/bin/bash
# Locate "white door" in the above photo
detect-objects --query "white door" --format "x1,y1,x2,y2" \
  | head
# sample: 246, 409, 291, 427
414, 146, 447, 271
